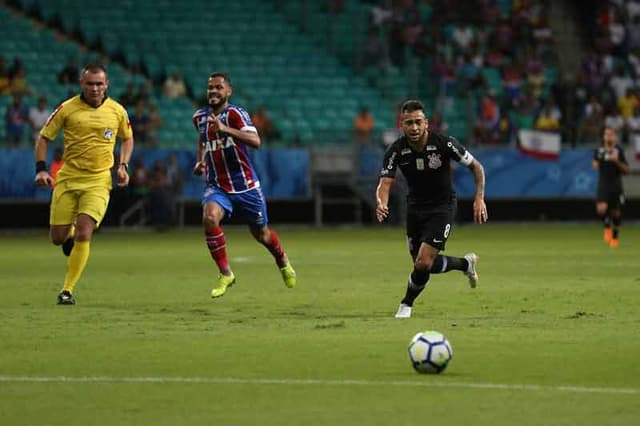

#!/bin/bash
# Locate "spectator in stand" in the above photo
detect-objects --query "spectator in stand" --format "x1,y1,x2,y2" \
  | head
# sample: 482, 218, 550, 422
626, 105, 640, 144
578, 97, 605, 144
7, 57, 24, 80
534, 104, 561, 132
147, 102, 163, 146
492, 17, 515, 57
119, 83, 138, 109
165, 152, 183, 225
4, 94, 29, 146
432, 54, 456, 111
130, 100, 150, 145
130, 158, 150, 202
0, 65, 11, 96
627, 16, 640, 52
452, 25, 474, 55
353, 106, 375, 144
50, 147, 64, 182
166, 152, 184, 198
513, 88, 540, 132
497, 104, 515, 145
361, 29, 385, 69
369, 1, 393, 29
604, 106, 626, 140
57, 58, 79, 84
147, 159, 174, 229
502, 61, 524, 101
457, 54, 485, 94
609, 64, 635, 101
608, 12, 627, 57
251, 106, 279, 143
475, 92, 500, 144
429, 112, 448, 134
162, 72, 187, 98
526, 61, 546, 99
628, 0, 640, 22
10, 66, 32, 96
28, 96, 51, 142
135, 81, 152, 105
617, 88, 638, 120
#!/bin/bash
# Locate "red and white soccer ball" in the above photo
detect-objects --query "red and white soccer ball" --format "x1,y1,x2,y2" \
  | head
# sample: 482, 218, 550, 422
408, 330, 453, 374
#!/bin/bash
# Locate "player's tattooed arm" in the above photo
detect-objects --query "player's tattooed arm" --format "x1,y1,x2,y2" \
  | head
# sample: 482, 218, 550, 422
469, 159, 488, 224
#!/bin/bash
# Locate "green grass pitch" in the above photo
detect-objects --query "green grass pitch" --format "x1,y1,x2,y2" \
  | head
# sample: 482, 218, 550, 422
0, 224, 639, 425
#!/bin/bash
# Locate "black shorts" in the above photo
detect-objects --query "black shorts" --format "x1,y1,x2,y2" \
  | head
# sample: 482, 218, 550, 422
406, 202, 456, 255
596, 189, 625, 210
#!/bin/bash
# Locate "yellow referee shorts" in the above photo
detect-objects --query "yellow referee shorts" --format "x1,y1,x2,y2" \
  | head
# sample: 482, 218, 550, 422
50, 171, 112, 227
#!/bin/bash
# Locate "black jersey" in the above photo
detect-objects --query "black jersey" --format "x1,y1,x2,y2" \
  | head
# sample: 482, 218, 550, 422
380, 132, 474, 207
593, 144, 627, 193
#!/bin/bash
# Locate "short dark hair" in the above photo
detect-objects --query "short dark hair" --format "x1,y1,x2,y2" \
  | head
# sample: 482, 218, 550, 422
400, 99, 425, 114
209, 72, 231, 85
81, 63, 107, 77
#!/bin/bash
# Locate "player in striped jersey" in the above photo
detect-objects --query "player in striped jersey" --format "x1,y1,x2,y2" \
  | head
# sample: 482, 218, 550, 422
192, 72, 296, 298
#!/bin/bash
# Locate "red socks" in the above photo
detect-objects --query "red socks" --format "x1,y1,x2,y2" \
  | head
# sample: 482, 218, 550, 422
205, 227, 230, 274
264, 229, 287, 267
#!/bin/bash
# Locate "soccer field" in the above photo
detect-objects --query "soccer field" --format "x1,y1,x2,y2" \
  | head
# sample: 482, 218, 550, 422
0, 225, 639, 425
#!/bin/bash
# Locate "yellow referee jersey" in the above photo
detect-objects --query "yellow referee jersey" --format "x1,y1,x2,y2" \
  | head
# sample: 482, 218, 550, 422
40, 95, 133, 174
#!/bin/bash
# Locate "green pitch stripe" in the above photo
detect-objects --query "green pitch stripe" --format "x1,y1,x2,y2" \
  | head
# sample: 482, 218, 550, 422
0, 376, 638, 395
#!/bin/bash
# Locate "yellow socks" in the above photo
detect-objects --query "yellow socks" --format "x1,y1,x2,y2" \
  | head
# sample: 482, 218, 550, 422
62, 240, 90, 293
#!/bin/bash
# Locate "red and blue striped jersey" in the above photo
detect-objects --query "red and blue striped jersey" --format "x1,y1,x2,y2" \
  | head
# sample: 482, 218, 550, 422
192, 104, 260, 193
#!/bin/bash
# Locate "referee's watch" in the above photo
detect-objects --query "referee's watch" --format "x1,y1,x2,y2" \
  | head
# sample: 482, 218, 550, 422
118, 162, 129, 171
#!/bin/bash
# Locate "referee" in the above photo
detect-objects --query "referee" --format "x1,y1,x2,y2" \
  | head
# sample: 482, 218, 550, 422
34, 64, 134, 305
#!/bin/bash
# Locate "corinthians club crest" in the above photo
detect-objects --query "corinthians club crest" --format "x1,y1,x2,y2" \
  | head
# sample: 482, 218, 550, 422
427, 153, 442, 169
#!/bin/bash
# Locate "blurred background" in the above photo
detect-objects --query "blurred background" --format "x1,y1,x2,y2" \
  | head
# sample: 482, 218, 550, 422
1, 0, 639, 228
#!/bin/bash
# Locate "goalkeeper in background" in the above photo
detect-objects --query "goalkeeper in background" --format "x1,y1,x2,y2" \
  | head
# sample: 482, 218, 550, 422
34, 63, 134, 305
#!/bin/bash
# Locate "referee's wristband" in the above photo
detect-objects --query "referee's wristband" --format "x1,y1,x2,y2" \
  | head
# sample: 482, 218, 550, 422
35, 161, 47, 173
118, 162, 129, 171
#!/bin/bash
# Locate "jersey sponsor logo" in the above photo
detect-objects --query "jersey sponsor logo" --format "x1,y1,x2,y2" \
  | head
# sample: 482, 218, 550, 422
401, 148, 412, 155
426, 145, 437, 151
416, 158, 425, 170
203, 137, 234, 152
427, 153, 442, 169
433, 238, 443, 243
104, 129, 114, 140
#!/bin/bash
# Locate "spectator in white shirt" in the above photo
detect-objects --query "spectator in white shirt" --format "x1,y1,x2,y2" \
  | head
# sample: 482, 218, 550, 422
28, 96, 51, 141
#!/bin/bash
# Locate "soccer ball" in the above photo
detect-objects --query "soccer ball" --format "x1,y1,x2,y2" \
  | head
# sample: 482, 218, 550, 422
408, 331, 453, 374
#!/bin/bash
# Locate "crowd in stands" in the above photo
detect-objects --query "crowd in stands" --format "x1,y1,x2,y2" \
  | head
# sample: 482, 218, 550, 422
8, 0, 640, 153
359, 0, 561, 145
124, 153, 183, 229
570, 0, 640, 147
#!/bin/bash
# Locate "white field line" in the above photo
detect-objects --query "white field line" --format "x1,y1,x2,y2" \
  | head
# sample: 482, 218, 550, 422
0, 376, 638, 395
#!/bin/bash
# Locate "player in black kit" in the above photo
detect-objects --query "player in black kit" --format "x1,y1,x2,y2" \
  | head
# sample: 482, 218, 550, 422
592, 126, 629, 249
376, 100, 488, 318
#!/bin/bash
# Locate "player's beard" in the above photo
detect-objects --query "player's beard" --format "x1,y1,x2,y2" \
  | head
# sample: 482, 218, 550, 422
209, 95, 227, 109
